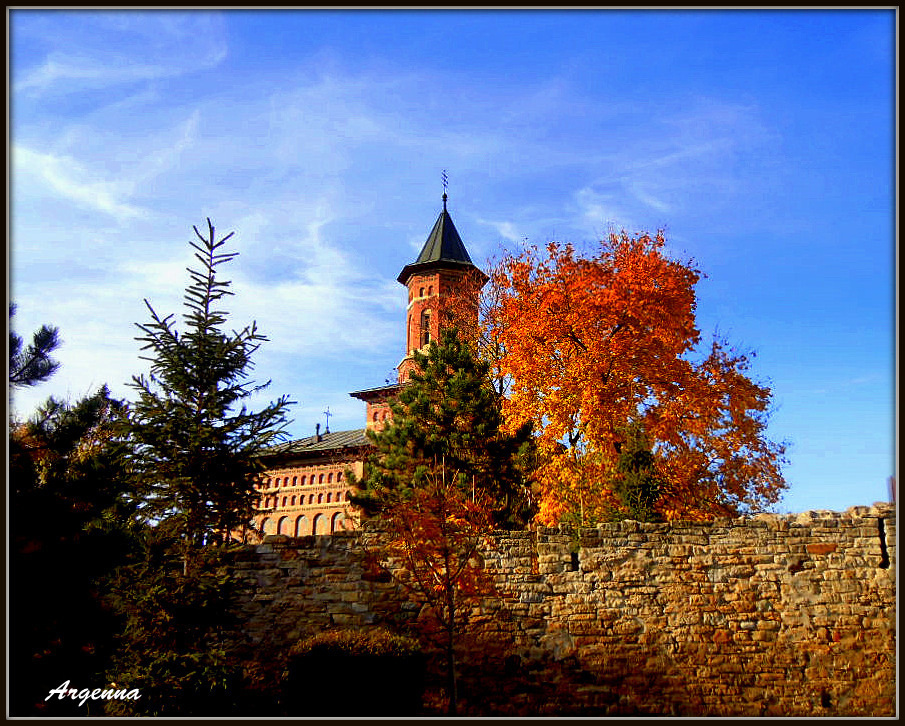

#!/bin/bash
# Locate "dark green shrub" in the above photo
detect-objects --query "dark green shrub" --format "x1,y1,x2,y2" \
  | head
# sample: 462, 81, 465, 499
283, 629, 424, 717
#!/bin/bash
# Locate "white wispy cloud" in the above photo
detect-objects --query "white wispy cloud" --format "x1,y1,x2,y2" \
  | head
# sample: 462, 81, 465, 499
13, 11, 227, 96
13, 145, 148, 222
16, 55, 171, 94
476, 218, 525, 244
570, 98, 776, 236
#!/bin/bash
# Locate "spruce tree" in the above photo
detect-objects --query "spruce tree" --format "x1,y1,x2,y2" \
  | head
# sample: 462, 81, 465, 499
351, 327, 528, 714
609, 421, 664, 522
103, 530, 246, 717
126, 219, 292, 572
352, 327, 534, 529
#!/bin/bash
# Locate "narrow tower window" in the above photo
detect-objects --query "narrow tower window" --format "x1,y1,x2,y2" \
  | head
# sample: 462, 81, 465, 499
421, 309, 432, 347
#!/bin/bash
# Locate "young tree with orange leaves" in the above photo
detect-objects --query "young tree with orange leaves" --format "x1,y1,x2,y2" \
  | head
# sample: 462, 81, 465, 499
379, 465, 497, 716
487, 230, 788, 525
350, 328, 531, 713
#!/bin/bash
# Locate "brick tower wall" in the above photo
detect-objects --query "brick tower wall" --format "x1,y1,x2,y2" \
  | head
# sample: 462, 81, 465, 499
398, 269, 478, 383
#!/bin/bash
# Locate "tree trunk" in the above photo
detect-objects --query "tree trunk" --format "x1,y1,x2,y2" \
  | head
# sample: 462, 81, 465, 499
444, 541, 458, 716
445, 601, 457, 716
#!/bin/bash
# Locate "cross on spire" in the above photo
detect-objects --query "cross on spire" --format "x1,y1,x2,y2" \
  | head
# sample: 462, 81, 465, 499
442, 169, 448, 210
323, 406, 332, 434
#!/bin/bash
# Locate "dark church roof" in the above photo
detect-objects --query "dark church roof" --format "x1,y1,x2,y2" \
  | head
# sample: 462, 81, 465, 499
397, 196, 485, 284
260, 428, 370, 459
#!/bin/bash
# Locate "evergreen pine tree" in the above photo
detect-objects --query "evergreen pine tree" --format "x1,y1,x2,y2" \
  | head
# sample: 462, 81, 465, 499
609, 421, 664, 522
103, 530, 246, 717
9, 303, 61, 391
351, 327, 534, 529
126, 219, 292, 572
9, 386, 136, 715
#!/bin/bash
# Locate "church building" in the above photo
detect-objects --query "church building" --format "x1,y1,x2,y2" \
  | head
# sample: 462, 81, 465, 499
252, 194, 486, 538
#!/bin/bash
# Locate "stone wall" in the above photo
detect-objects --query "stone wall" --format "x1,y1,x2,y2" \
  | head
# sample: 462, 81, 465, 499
231, 504, 896, 716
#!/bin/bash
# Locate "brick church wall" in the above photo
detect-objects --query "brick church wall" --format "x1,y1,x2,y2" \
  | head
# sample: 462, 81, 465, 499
231, 503, 896, 716
252, 459, 362, 537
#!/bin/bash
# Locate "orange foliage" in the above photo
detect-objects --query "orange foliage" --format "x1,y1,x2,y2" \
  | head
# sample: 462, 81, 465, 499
439, 266, 510, 398
381, 468, 496, 614
488, 231, 788, 524
378, 467, 497, 716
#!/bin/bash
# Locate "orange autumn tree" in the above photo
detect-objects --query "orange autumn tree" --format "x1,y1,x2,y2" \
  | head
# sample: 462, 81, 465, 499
487, 230, 788, 525
438, 265, 511, 398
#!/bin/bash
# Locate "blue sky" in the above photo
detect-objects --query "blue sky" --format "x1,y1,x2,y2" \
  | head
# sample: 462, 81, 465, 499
8, 9, 896, 514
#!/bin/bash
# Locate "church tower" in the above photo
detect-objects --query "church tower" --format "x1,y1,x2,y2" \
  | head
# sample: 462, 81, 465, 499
350, 191, 487, 430
253, 190, 489, 540
396, 192, 488, 383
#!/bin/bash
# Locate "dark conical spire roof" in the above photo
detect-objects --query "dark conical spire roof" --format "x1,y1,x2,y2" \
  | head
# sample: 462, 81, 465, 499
397, 195, 484, 284
414, 200, 473, 265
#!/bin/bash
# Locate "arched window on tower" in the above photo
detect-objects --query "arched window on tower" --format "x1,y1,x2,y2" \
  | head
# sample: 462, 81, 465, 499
421, 309, 432, 347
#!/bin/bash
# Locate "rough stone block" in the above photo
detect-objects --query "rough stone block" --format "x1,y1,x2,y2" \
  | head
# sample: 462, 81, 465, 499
807, 542, 838, 555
